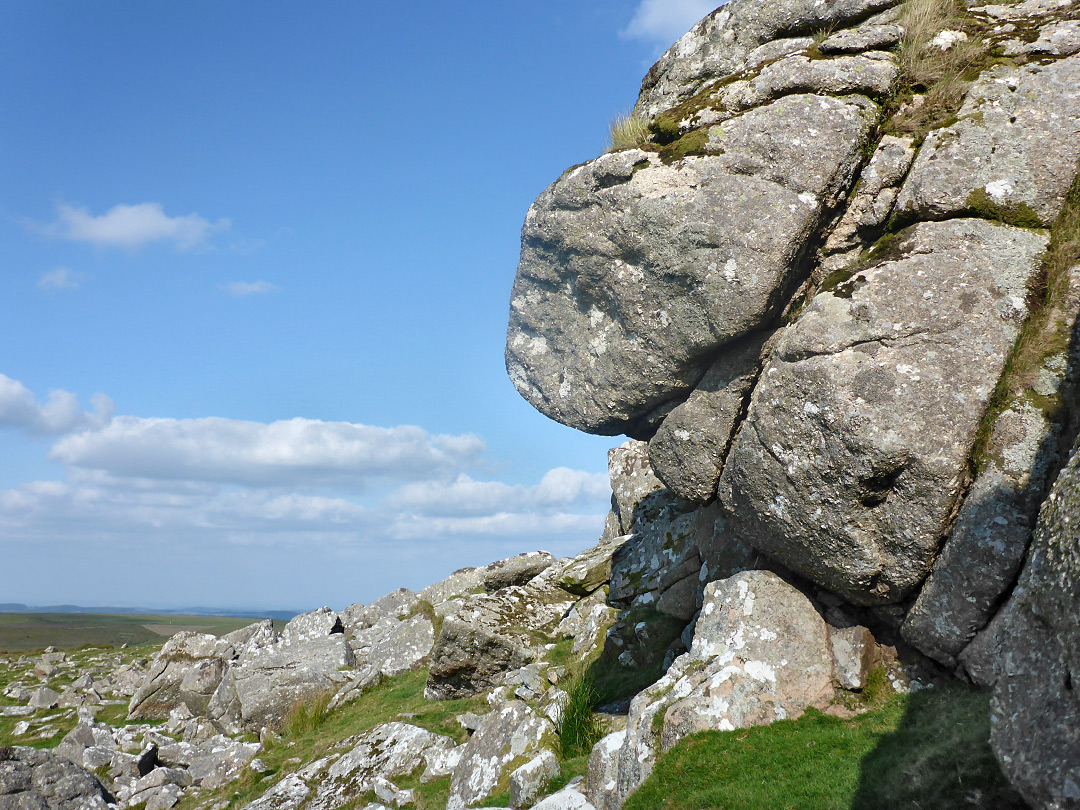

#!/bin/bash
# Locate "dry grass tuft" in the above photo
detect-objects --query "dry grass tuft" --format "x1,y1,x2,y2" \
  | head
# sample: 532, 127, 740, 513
607, 110, 649, 152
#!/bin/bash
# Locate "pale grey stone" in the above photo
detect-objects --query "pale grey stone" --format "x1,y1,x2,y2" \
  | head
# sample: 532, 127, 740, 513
557, 535, 627, 596
129, 631, 235, 720
896, 55, 1080, 227
608, 442, 664, 534
426, 580, 572, 700
419, 567, 484, 608
586, 731, 625, 810
719, 219, 1048, 604
27, 688, 59, 711
507, 95, 876, 435
719, 52, 898, 112
648, 331, 773, 502
532, 785, 596, 810
446, 702, 554, 810
609, 572, 834, 807
510, 749, 560, 809
830, 625, 876, 690
484, 552, 557, 592
820, 23, 902, 52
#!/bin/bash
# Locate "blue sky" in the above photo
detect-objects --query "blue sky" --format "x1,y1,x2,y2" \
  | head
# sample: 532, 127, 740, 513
0, 1, 714, 612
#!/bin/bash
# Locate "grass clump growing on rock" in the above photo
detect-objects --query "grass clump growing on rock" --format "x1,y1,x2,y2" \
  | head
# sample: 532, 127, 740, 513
886, 0, 990, 140
556, 668, 604, 758
607, 110, 649, 152
970, 172, 1080, 474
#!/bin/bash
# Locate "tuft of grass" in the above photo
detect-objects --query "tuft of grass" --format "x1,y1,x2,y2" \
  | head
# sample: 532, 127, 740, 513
281, 688, 332, 738
624, 686, 1025, 810
556, 668, 605, 759
607, 110, 650, 152
885, 0, 991, 140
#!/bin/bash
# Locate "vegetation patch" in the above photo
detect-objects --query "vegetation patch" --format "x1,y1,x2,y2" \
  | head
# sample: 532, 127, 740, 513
608, 110, 650, 152
556, 668, 605, 758
965, 188, 1043, 229
883, 0, 992, 141
623, 685, 1024, 810
970, 171, 1080, 474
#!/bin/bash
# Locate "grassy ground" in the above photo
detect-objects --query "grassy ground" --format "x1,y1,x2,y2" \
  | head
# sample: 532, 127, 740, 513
0, 613, 277, 652
623, 685, 1024, 810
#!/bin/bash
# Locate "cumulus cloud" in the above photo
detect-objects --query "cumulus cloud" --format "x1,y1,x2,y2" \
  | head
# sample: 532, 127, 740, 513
50, 415, 486, 487
388, 468, 609, 516
37, 267, 85, 291
0, 374, 114, 435
223, 280, 277, 296
40, 202, 230, 249
622, 0, 718, 47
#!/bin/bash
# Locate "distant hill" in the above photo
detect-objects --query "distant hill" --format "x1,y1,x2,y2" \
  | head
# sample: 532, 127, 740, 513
0, 603, 298, 621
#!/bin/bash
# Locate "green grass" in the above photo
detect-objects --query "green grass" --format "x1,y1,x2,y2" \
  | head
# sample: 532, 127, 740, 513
556, 669, 604, 759
624, 685, 1024, 810
0, 612, 275, 652
281, 689, 333, 737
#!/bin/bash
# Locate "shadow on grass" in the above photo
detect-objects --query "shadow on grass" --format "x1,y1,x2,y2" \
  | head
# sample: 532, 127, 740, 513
850, 686, 1026, 810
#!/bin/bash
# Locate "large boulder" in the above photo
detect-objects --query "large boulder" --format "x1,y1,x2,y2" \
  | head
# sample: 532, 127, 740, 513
128, 631, 233, 720
719, 219, 1048, 604
990, 437, 1080, 810
446, 702, 555, 810
506, 94, 877, 435
426, 577, 573, 700
484, 551, 557, 592
206, 609, 355, 733
0, 746, 113, 810
598, 571, 834, 808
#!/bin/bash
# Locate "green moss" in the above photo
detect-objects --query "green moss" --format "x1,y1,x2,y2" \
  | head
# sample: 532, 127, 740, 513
657, 128, 713, 164
965, 188, 1045, 229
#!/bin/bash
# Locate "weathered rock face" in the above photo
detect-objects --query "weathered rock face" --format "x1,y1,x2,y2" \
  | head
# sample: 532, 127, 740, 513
484, 551, 557, 592
446, 701, 555, 810
129, 631, 235, 720
990, 437, 1080, 810
719, 219, 1048, 604
0, 746, 113, 810
595, 571, 835, 808
647, 330, 773, 502
633, 0, 899, 118
426, 578, 573, 700
506, 94, 877, 436
895, 55, 1080, 228
206, 609, 355, 733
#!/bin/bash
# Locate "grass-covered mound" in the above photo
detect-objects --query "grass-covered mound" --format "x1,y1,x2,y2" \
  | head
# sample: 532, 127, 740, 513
624, 685, 1025, 810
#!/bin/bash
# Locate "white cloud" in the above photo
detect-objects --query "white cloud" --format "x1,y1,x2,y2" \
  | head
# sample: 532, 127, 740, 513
38, 267, 85, 291
41, 202, 230, 249
0, 374, 114, 435
0, 371, 613, 608
50, 415, 486, 487
389, 468, 609, 516
622, 0, 718, 47
223, 280, 277, 296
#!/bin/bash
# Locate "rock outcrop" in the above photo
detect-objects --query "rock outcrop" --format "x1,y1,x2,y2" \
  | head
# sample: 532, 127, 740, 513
504, 0, 1080, 805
